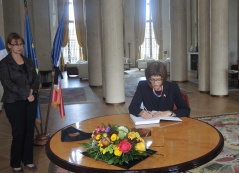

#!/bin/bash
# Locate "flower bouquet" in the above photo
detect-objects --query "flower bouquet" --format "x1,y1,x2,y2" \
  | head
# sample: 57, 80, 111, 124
81, 123, 156, 168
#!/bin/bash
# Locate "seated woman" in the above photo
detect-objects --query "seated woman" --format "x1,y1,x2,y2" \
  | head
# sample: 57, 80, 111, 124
128, 61, 190, 119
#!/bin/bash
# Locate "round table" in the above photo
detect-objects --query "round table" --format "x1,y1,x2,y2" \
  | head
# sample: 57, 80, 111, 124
45, 114, 223, 173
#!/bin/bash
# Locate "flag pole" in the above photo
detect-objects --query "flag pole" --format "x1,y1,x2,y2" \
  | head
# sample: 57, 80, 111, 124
34, 73, 53, 145
34, 72, 53, 145
44, 71, 54, 134
23, 0, 49, 145
35, 2, 67, 144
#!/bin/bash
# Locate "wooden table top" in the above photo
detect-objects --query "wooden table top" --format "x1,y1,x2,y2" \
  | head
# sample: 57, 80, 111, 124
45, 114, 223, 173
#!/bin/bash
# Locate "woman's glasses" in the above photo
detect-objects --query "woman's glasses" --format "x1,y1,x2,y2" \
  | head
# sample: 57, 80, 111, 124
149, 78, 163, 83
10, 43, 24, 47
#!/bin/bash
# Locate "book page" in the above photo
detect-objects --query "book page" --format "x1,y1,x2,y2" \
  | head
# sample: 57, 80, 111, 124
130, 114, 182, 126
130, 114, 160, 125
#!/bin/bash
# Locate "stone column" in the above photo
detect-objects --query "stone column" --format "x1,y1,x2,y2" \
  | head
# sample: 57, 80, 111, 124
123, 0, 136, 67
32, 0, 52, 70
0, 0, 5, 37
170, 0, 187, 82
210, 0, 229, 96
198, 0, 210, 92
161, 0, 170, 58
102, 0, 125, 104
2, 0, 24, 35
85, 0, 103, 87
0, 0, 4, 111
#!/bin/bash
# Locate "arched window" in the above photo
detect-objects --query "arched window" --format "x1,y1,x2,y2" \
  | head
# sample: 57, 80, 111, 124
141, 0, 159, 60
62, 0, 82, 63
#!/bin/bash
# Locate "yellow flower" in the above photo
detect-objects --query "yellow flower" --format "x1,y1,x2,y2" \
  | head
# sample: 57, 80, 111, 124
100, 147, 106, 154
96, 134, 101, 141
135, 142, 146, 152
127, 132, 135, 140
98, 140, 103, 147
114, 147, 122, 156
135, 132, 140, 138
111, 134, 118, 141
137, 137, 144, 142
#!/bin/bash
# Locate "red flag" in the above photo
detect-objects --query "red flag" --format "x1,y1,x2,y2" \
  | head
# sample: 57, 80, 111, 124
51, 81, 65, 120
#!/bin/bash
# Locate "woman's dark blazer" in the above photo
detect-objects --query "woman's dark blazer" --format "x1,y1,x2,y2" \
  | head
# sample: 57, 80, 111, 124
128, 80, 190, 117
0, 53, 39, 103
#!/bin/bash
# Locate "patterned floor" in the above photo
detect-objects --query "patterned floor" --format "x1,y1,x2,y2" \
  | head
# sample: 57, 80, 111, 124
188, 112, 239, 173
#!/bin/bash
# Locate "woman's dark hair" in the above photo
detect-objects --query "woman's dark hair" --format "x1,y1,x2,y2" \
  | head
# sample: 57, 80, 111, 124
145, 61, 168, 83
5, 32, 25, 52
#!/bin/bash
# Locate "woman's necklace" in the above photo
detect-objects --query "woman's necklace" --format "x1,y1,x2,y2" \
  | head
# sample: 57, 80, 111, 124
153, 85, 163, 97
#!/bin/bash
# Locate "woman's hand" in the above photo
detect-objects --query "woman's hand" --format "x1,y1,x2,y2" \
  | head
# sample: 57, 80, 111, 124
139, 110, 153, 119
27, 95, 35, 102
152, 110, 172, 117
28, 89, 35, 102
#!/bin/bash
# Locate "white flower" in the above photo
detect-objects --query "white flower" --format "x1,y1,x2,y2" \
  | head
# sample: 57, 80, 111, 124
117, 126, 129, 139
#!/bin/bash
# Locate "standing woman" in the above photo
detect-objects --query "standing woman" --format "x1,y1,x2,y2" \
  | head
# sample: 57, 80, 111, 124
0, 33, 39, 173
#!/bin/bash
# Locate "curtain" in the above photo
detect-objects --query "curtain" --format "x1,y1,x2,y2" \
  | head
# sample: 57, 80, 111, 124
150, 0, 162, 59
58, 0, 69, 47
73, 0, 87, 60
135, 0, 146, 60
57, 0, 69, 70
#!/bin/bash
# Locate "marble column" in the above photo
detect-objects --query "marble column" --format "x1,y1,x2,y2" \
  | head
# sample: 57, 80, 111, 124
102, 0, 125, 104
32, 0, 52, 70
210, 0, 229, 96
170, 0, 187, 82
0, 0, 4, 110
2, 0, 24, 36
85, 0, 103, 87
198, 0, 210, 92
161, 0, 170, 59
123, 0, 136, 67
0, 0, 4, 37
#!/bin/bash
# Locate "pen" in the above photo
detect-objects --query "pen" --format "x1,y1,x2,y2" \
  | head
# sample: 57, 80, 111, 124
144, 107, 150, 113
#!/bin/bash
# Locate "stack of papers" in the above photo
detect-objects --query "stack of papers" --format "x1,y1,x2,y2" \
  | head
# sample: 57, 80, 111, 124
130, 114, 182, 126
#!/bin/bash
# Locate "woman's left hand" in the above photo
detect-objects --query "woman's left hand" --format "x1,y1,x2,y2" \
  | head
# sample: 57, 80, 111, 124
27, 95, 35, 102
152, 110, 172, 117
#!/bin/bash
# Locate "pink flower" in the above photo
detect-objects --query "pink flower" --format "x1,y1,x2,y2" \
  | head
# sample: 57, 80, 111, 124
95, 126, 106, 133
118, 140, 132, 153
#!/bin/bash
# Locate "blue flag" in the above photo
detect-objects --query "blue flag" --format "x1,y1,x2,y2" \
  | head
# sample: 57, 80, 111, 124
24, 10, 41, 123
50, 4, 67, 85
0, 36, 8, 61
0, 36, 8, 111
50, 4, 67, 119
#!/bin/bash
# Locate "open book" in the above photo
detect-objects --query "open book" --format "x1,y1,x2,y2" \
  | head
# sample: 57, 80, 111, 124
130, 114, 182, 126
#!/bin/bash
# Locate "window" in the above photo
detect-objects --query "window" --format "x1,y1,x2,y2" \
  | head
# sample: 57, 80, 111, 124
141, 0, 159, 60
62, 0, 82, 63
